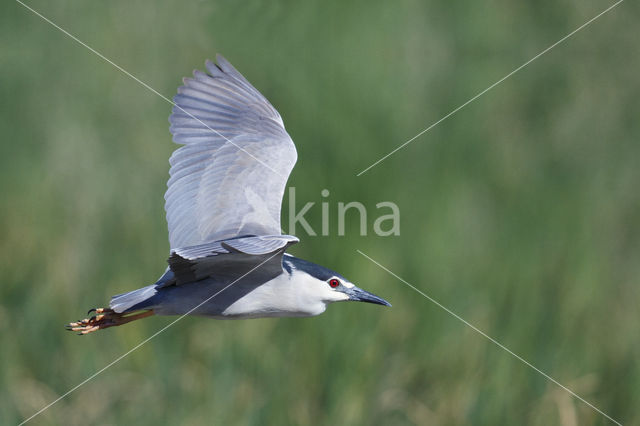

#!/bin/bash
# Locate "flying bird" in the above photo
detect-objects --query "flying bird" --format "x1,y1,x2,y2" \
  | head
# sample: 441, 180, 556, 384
67, 55, 390, 334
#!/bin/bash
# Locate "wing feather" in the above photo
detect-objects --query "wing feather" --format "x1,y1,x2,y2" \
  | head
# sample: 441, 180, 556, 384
165, 55, 297, 249
167, 235, 298, 285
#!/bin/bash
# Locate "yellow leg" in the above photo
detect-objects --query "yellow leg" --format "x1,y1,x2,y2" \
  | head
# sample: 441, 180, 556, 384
65, 308, 154, 335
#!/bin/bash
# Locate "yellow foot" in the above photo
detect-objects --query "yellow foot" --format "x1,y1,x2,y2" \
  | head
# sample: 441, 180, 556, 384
65, 308, 154, 335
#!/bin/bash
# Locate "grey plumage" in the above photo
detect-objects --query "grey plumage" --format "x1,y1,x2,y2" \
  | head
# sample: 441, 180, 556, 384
166, 55, 296, 248
68, 55, 388, 335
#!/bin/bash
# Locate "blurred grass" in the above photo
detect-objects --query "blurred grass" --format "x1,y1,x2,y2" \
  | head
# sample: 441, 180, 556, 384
1, 0, 639, 424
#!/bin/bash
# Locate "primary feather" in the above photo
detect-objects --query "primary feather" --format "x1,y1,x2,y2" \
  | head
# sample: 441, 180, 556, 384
166, 54, 297, 249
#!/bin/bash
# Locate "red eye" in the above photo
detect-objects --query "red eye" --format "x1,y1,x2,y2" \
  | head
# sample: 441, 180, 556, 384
329, 279, 340, 288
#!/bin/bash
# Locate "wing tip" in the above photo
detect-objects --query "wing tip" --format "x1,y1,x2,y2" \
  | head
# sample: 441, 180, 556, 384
205, 58, 224, 78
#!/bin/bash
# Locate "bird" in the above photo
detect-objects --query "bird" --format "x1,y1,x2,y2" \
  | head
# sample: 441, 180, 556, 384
66, 55, 390, 334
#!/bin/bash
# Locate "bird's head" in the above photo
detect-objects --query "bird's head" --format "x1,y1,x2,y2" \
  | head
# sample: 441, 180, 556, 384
283, 255, 391, 316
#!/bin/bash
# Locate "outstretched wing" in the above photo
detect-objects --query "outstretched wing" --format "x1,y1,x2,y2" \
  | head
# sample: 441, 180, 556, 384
166, 55, 297, 249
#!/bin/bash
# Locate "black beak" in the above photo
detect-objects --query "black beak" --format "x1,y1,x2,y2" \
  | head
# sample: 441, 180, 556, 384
346, 286, 391, 307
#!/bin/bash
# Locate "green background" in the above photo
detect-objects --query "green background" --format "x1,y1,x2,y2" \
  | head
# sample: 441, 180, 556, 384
1, 0, 639, 424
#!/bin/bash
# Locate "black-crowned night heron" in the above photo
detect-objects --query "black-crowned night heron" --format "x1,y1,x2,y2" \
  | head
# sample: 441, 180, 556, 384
67, 55, 390, 334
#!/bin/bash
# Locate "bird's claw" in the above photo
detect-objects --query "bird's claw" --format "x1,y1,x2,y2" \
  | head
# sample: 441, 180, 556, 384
87, 307, 111, 315
65, 308, 116, 335
65, 308, 154, 335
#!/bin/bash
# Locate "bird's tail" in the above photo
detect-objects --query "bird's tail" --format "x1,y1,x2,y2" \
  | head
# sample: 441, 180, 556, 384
109, 284, 158, 313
